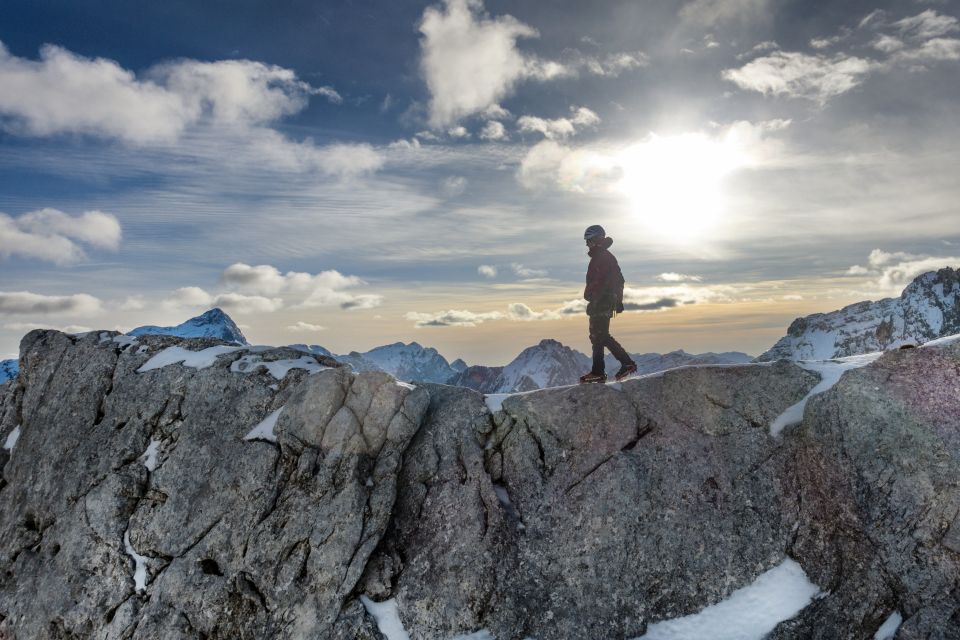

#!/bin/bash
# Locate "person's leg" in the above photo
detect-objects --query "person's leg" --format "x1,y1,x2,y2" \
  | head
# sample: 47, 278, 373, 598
603, 332, 633, 366
589, 314, 610, 374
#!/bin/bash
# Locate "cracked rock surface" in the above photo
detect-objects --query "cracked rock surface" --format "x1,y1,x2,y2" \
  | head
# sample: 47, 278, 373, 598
0, 331, 958, 639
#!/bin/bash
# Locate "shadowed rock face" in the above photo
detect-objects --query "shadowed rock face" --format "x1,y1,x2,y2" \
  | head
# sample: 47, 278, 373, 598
0, 330, 958, 639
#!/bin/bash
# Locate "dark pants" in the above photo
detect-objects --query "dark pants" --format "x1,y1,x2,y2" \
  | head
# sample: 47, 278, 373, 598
589, 314, 632, 374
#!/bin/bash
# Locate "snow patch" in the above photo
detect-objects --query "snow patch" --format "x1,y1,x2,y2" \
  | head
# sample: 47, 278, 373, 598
770, 352, 883, 436
140, 439, 160, 471
873, 611, 903, 639
921, 332, 960, 348
230, 354, 328, 379
484, 393, 511, 412
3, 425, 21, 451
137, 345, 243, 372
636, 558, 820, 640
451, 632, 494, 640
359, 596, 410, 640
395, 380, 417, 390
123, 529, 149, 593
244, 407, 283, 443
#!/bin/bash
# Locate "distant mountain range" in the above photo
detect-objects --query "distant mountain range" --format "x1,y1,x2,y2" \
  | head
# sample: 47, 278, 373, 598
448, 340, 753, 393
759, 267, 959, 361
2, 267, 956, 387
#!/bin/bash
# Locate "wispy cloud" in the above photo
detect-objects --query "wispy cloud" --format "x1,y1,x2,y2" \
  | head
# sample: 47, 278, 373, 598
0, 291, 102, 315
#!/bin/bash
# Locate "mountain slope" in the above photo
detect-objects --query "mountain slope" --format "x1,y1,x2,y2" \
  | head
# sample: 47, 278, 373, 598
128, 308, 248, 345
759, 268, 960, 361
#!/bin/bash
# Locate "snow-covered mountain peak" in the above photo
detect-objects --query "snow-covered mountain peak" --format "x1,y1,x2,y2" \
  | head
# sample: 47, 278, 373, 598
128, 308, 248, 345
759, 267, 959, 361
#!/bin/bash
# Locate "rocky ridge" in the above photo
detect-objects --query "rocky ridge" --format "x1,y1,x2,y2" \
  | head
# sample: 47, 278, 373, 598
759, 267, 960, 361
0, 330, 957, 639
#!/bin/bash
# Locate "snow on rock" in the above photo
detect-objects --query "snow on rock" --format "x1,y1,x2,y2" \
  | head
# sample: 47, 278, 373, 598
450, 631, 494, 640
100, 333, 139, 349
136, 345, 243, 373
759, 267, 960, 361
230, 354, 327, 379
770, 352, 883, 436
920, 332, 960, 348
359, 596, 410, 640
244, 408, 283, 443
123, 529, 149, 593
3, 425, 21, 451
636, 559, 820, 640
140, 439, 160, 471
873, 611, 903, 639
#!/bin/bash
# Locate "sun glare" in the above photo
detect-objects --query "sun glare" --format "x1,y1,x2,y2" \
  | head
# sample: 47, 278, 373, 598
617, 133, 745, 243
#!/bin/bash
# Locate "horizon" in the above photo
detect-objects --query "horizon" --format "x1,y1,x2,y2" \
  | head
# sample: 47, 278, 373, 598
2, 0, 959, 365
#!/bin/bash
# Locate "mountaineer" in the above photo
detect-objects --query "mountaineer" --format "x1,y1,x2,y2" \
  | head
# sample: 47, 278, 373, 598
580, 225, 637, 384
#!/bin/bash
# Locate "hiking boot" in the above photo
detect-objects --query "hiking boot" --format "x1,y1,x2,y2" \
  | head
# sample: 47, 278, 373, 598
615, 363, 637, 382
579, 372, 607, 384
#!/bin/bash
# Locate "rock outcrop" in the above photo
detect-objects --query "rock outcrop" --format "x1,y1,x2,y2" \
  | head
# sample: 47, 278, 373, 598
0, 330, 958, 639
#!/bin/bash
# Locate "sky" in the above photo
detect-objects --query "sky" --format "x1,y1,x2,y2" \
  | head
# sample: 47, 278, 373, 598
1, 0, 959, 364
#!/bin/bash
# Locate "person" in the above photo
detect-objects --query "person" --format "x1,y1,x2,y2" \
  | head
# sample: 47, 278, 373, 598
580, 225, 637, 384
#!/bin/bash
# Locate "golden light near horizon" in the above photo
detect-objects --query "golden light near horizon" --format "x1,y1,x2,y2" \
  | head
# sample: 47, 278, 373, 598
617, 133, 746, 243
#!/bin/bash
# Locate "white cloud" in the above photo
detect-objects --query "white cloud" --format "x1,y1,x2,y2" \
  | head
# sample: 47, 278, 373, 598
406, 308, 504, 327
0, 291, 102, 315
119, 295, 147, 311
419, 0, 539, 128
418, 0, 643, 127
447, 125, 470, 138
3, 322, 93, 333
0, 41, 337, 142
510, 262, 548, 278
892, 10, 959, 40
442, 175, 468, 196
845, 249, 960, 293
722, 51, 876, 103
165, 286, 214, 308
287, 321, 325, 332
657, 272, 703, 282
163, 285, 283, 314
893, 37, 960, 62
479, 120, 508, 141
0, 208, 122, 265
219, 262, 381, 310
517, 106, 600, 140
0, 41, 378, 178
872, 34, 906, 53
478, 264, 497, 278
516, 140, 618, 192
507, 300, 585, 320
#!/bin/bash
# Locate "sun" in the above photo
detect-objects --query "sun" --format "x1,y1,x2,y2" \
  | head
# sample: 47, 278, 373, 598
617, 133, 745, 243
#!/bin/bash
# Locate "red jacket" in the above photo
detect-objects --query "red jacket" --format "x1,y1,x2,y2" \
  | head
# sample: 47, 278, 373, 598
584, 237, 623, 302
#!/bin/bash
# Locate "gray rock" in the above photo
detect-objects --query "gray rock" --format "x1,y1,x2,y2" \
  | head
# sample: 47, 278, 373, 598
0, 330, 424, 639
2, 328, 958, 639
772, 341, 960, 639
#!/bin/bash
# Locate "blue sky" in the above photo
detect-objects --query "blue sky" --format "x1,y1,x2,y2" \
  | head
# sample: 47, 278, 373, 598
1, 0, 959, 363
